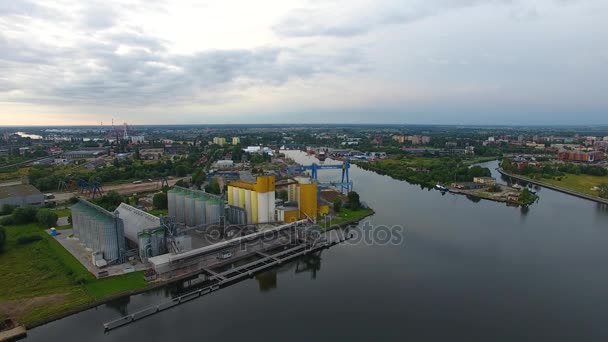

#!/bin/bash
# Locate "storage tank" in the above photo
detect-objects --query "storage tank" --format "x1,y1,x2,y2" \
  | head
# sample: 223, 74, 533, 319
175, 190, 185, 223
244, 189, 252, 224
184, 194, 195, 226
298, 184, 318, 221
251, 190, 258, 224
268, 190, 276, 222
227, 186, 234, 205
194, 196, 206, 225
257, 191, 269, 223
238, 188, 245, 209
167, 188, 177, 218
232, 187, 240, 207
205, 199, 220, 224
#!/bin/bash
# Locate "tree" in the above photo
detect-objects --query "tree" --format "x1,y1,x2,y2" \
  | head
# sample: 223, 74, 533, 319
36, 208, 58, 228
599, 184, 608, 199
205, 178, 221, 195
0, 225, 6, 253
94, 191, 124, 211
277, 189, 288, 202
153, 192, 168, 209
174, 165, 188, 177
346, 191, 361, 210
333, 199, 342, 213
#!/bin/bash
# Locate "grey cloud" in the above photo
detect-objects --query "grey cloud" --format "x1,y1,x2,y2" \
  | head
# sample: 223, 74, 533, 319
0, 0, 56, 17
81, 3, 118, 30
0, 29, 362, 106
273, 0, 513, 38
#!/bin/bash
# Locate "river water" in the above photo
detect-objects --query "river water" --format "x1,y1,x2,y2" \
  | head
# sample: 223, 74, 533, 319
26, 153, 608, 341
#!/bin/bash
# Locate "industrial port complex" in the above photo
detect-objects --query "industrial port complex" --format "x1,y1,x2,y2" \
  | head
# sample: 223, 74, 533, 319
63, 173, 341, 282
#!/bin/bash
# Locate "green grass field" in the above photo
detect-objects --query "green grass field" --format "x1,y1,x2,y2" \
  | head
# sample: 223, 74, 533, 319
52, 208, 71, 218
541, 174, 607, 197
0, 223, 148, 326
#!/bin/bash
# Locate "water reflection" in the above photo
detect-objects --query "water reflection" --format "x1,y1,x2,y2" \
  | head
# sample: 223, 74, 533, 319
596, 203, 608, 217
105, 296, 131, 316
254, 253, 323, 292
465, 195, 481, 203
255, 272, 277, 292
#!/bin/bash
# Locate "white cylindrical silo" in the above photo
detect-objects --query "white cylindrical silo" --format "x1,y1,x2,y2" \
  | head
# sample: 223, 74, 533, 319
245, 189, 252, 224
168, 189, 177, 218
175, 191, 185, 224
257, 191, 269, 223
195, 196, 206, 225
268, 191, 275, 222
184, 194, 195, 226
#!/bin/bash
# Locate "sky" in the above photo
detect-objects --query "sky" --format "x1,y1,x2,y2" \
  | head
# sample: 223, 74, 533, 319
0, 0, 606, 126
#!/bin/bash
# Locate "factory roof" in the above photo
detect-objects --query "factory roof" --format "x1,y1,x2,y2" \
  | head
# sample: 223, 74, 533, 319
0, 184, 43, 199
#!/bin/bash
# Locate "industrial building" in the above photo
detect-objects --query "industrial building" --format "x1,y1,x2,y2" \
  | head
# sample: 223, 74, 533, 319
284, 177, 321, 222
227, 176, 276, 224
114, 203, 166, 261
71, 199, 127, 266
0, 184, 45, 207
473, 177, 497, 186
64, 149, 107, 159
557, 150, 605, 162
168, 186, 225, 227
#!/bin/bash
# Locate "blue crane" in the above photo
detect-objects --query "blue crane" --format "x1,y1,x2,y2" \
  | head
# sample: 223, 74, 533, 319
286, 160, 353, 195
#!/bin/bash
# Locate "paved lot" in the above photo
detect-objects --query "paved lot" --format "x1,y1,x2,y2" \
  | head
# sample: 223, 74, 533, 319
47, 229, 147, 278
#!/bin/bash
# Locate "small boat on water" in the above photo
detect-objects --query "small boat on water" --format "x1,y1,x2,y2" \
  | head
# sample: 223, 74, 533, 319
512, 184, 523, 190
435, 184, 449, 192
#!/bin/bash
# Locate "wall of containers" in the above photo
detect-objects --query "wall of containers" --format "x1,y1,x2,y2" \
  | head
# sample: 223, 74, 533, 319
71, 199, 126, 264
168, 186, 224, 226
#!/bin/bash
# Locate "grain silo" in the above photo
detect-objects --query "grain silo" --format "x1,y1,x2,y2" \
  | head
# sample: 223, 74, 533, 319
194, 195, 206, 225
227, 176, 276, 224
184, 193, 196, 226
170, 186, 224, 226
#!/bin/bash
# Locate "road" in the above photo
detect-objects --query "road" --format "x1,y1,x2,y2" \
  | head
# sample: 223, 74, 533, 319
52, 177, 188, 202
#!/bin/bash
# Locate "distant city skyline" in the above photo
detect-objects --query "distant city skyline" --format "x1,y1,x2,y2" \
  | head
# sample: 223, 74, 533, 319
0, 0, 607, 125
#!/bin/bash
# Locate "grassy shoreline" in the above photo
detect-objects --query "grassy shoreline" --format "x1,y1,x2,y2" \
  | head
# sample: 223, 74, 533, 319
0, 223, 150, 328
319, 207, 375, 230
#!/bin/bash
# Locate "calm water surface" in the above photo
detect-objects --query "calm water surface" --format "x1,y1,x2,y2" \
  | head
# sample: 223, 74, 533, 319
26, 153, 608, 341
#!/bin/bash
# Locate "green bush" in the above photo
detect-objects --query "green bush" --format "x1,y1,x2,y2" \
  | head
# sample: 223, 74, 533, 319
333, 199, 342, 213
17, 234, 43, 245
12, 206, 39, 224
153, 192, 168, 209
0, 216, 14, 226
0, 226, 6, 253
36, 208, 59, 228
0, 204, 17, 216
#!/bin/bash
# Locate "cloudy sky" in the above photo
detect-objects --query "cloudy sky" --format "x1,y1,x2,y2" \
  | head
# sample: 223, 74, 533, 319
0, 0, 606, 125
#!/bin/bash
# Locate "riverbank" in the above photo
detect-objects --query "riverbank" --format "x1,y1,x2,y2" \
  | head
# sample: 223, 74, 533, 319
0, 223, 150, 329
354, 156, 498, 189
497, 168, 608, 205
319, 207, 375, 230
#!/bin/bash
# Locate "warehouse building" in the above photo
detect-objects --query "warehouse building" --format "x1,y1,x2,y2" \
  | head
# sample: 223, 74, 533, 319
0, 184, 45, 207
114, 203, 167, 261
71, 199, 127, 266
